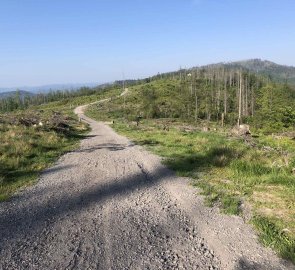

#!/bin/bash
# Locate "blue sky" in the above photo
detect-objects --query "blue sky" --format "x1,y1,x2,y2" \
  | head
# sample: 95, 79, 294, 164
0, 0, 295, 87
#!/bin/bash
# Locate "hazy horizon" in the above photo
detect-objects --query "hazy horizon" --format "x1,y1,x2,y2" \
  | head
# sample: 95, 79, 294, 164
0, 57, 295, 91
1, 0, 295, 87
0, 82, 103, 91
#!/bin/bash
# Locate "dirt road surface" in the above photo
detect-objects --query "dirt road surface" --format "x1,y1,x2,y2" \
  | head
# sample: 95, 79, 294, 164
0, 103, 293, 270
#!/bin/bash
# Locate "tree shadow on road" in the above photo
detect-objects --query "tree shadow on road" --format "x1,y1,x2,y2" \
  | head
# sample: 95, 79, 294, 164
0, 165, 170, 243
74, 143, 135, 153
234, 257, 292, 270
41, 164, 76, 174
0, 153, 292, 269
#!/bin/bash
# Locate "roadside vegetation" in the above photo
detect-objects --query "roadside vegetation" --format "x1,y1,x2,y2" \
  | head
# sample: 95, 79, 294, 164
102, 120, 295, 263
86, 69, 295, 263
0, 110, 88, 201
1, 64, 295, 262
0, 86, 121, 201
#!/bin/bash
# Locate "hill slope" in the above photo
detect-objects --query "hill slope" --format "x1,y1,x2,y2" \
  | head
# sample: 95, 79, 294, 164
85, 69, 295, 264
203, 59, 295, 84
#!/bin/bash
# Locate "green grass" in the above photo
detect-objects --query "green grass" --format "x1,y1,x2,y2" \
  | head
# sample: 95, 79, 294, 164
86, 75, 295, 264
85, 109, 295, 263
221, 195, 241, 215
0, 87, 122, 201
252, 216, 295, 263
2, 76, 293, 261
0, 113, 89, 201
120, 121, 294, 262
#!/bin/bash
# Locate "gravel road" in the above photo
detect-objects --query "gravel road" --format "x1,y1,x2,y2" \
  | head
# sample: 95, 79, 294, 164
0, 104, 293, 270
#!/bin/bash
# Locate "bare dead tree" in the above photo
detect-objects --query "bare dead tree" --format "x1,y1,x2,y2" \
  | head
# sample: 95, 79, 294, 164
238, 71, 243, 126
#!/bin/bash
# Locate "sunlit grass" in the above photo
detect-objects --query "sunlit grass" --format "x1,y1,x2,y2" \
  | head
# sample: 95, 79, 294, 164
85, 117, 295, 263
0, 86, 122, 201
0, 120, 89, 201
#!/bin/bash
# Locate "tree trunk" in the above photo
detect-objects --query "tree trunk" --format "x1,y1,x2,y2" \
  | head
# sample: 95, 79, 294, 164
195, 94, 198, 121
238, 71, 242, 126
224, 77, 227, 115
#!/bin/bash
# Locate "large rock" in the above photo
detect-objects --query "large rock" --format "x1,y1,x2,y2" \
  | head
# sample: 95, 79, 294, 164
232, 124, 251, 136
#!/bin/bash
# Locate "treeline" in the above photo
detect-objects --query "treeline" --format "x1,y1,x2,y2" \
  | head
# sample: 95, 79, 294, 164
138, 67, 295, 132
0, 84, 120, 113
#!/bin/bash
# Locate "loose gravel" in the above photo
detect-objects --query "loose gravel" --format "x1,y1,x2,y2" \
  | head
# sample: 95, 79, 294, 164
0, 105, 293, 270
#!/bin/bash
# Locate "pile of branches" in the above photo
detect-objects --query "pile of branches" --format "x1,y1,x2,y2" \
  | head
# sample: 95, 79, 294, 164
47, 112, 71, 133
0, 110, 74, 134
19, 116, 40, 126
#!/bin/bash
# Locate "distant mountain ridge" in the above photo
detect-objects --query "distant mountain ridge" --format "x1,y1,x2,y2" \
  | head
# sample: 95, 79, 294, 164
202, 59, 295, 84
0, 90, 35, 99
0, 82, 101, 94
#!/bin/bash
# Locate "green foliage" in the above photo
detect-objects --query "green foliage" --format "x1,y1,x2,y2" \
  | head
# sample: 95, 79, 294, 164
221, 195, 241, 215
86, 68, 295, 134
0, 110, 89, 201
0, 84, 122, 113
85, 71, 295, 260
0, 85, 122, 201
281, 106, 295, 128
197, 182, 241, 215
252, 216, 295, 263
141, 85, 160, 118
252, 84, 295, 132
91, 119, 295, 263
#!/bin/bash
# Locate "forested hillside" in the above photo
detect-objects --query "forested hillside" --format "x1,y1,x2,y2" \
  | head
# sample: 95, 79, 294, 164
2, 59, 294, 134
89, 65, 295, 134
86, 65, 295, 262
205, 59, 295, 85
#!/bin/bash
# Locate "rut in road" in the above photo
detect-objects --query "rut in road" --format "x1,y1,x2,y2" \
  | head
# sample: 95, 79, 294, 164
0, 105, 293, 270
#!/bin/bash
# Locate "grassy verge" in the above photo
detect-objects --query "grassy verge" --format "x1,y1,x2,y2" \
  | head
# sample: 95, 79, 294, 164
0, 110, 89, 201
0, 87, 121, 201
86, 102, 295, 263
